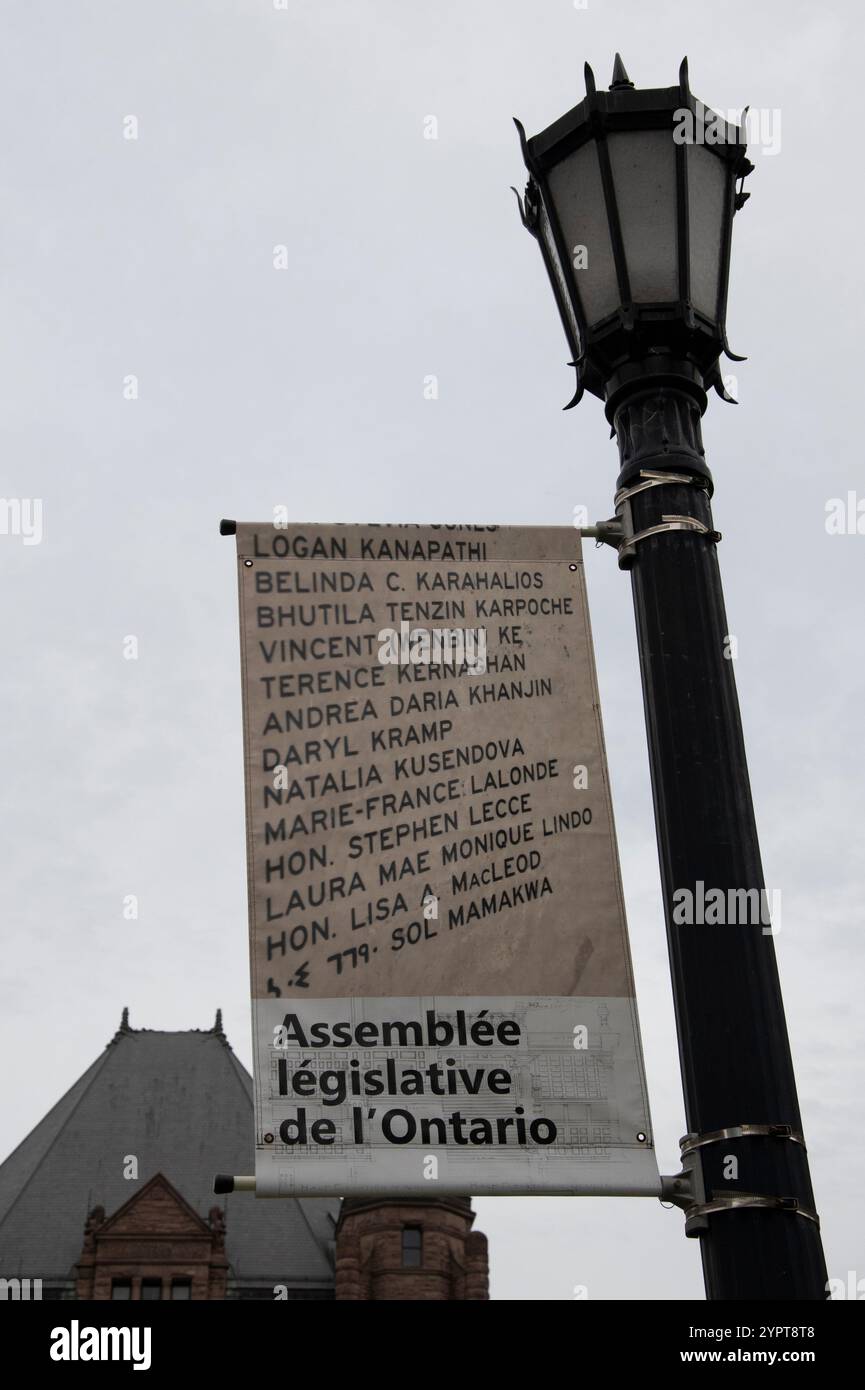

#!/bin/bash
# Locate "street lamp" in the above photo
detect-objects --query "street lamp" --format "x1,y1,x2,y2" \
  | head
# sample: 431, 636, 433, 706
513, 55, 750, 421
515, 57, 828, 1301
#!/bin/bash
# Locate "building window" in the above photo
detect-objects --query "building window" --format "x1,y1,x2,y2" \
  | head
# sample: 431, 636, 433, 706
140, 1279, 162, 1300
401, 1226, 422, 1268
110, 1279, 132, 1300
170, 1279, 192, 1300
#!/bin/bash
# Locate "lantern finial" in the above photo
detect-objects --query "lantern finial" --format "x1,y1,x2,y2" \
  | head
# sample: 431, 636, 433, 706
610, 54, 634, 90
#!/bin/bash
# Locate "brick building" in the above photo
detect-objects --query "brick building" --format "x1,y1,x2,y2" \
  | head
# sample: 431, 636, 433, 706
336, 1197, 488, 1300
0, 1012, 488, 1301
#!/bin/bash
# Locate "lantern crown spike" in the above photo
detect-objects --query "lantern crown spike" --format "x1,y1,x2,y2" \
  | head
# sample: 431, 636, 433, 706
512, 116, 529, 164
584, 62, 596, 98
610, 54, 634, 90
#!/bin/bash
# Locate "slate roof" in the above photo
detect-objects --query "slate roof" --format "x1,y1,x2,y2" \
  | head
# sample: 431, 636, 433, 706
0, 1015, 338, 1290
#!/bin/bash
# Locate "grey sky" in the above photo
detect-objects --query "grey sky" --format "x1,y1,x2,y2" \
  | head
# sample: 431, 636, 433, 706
1, 0, 863, 1299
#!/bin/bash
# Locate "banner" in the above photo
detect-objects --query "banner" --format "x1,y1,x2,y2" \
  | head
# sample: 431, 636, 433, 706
232, 523, 658, 1196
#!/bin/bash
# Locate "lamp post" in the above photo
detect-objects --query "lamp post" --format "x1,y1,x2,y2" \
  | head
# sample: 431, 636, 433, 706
514, 56, 828, 1301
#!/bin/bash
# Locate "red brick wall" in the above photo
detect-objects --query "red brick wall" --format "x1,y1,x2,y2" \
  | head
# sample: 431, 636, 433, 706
75, 1177, 228, 1300
335, 1200, 488, 1301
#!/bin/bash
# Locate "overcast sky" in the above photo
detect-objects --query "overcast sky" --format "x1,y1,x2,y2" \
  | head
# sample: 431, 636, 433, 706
2, 0, 863, 1300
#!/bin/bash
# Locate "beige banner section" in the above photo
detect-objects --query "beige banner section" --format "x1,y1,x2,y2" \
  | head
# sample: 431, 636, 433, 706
253, 996, 658, 1196
232, 523, 657, 1194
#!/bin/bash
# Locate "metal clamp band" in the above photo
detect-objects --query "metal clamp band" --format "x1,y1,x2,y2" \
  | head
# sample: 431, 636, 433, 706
614, 469, 709, 508
626, 516, 716, 550
680, 1123, 806, 1156
690, 1193, 820, 1228
585, 471, 720, 568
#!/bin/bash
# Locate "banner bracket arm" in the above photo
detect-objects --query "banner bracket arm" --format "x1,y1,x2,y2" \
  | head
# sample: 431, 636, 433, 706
213, 1173, 255, 1194
659, 1146, 709, 1237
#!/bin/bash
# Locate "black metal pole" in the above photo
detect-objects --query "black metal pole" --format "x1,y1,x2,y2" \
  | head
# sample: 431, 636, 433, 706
608, 365, 828, 1300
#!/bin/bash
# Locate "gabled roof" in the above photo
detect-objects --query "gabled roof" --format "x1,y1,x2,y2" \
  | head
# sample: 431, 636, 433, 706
0, 1015, 338, 1288
94, 1172, 212, 1239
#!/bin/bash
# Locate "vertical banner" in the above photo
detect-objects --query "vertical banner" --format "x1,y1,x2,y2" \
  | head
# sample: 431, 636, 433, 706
232, 523, 658, 1196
